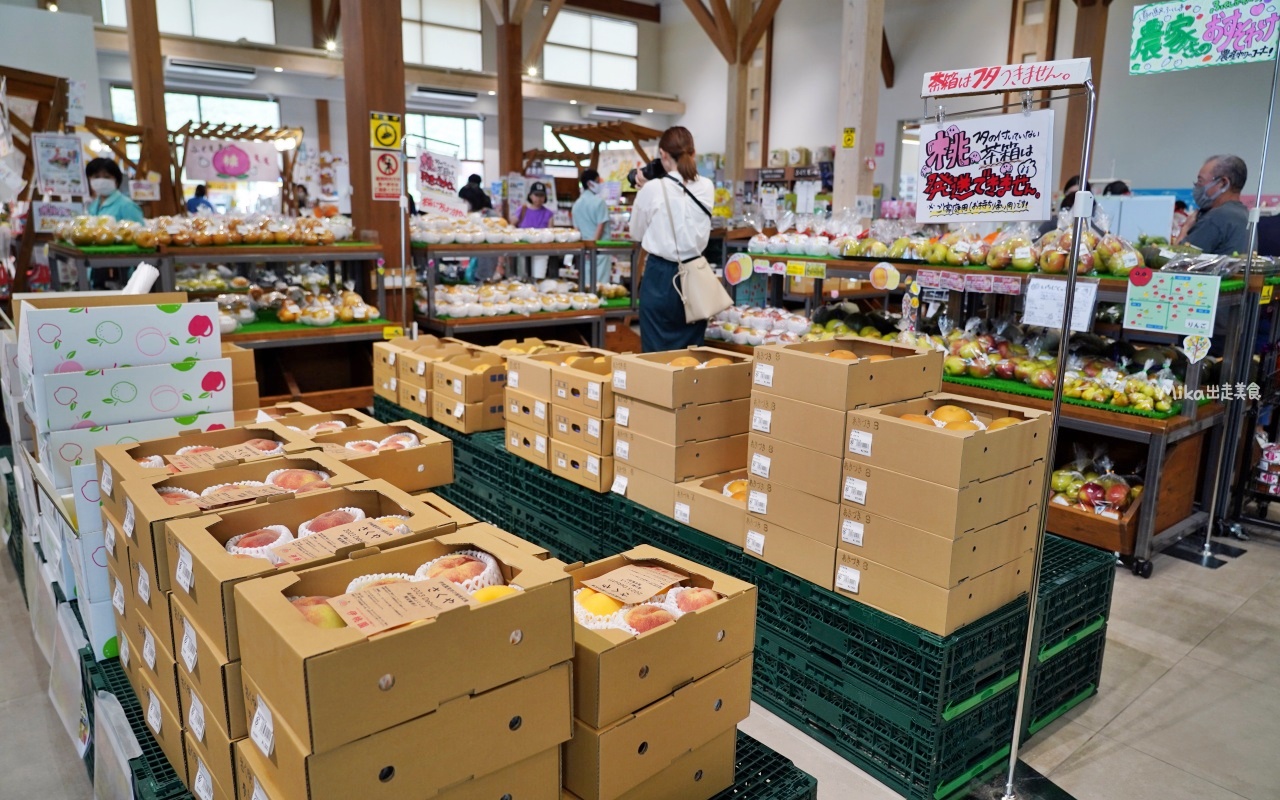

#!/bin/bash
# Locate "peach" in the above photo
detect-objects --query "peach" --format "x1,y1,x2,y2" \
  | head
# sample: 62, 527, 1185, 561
295, 481, 331, 494
290, 596, 346, 629
243, 438, 280, 452
380, 433, 419, 449
625, 604, 675, 633
362, 577, 410, 589
427, 554, 486, 584
309, 421, 346, 434
182, 446, 216, 454
346, 441, 379, 453
235, 528, 285, 549
162, 493, 193, 506
378, 442, 406, 451
308, 509, 357, 532
270, 469, 328, 491
667, 355, 701, 368
676, 587, 719, 613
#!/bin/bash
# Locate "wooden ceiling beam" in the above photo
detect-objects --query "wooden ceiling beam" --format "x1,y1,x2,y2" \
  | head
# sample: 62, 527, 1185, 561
881, 28, 894, 88
323, 0, 340, 41
512, 0, 537, 25
566, 0, 659, 23
683, 0, 735, 63
524, 0, 566, 70
707, 0, 737, 63
739, 0, 782, 63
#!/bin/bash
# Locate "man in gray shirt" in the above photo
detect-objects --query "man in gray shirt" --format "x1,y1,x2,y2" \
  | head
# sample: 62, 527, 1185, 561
1184, 155, 1251, 255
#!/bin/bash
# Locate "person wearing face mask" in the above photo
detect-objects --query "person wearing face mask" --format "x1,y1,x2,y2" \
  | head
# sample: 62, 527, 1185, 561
572, 169, 613, 287
86, 158, 145, 224
1183, 155, 1250, 255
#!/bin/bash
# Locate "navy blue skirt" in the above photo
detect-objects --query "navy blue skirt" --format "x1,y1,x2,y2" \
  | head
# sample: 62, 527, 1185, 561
639, 254, 707, 353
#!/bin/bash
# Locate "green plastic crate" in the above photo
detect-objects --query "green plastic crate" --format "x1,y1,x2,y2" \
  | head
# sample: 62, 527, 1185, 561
1034, 536, 1116, 660
1024, 625, 1107, 741
508, 503, 608, 564
716, 731, 817, 800
80, 646, 104, 780
98, 658, 192, 800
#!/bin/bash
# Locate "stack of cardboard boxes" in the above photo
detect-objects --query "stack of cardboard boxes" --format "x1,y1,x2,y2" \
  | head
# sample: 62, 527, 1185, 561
372, 336, 472, 419
563, 546, 757, 800
610, 348, 753, 544
432, 351, 509, 433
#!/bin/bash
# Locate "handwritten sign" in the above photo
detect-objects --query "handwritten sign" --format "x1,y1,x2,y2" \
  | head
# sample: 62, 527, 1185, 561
1022, 277, 1099, 332
921, 58, 1092, 98
584, 564, 686, 604
327, 578, 472, 636
269, 520, 399, 565
418, 150, 468, 217
186, 139, 280, 182
1123, 272, 1220, 335
916, 110, 1055, 224
1131, 0, 1279, 75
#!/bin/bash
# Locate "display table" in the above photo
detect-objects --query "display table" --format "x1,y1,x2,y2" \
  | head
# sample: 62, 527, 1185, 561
47, 243, 167, 292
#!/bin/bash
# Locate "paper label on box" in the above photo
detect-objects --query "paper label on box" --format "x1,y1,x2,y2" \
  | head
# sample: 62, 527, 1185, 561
535, 435, 547, 454
418, 388, 427, 403
123, 500, 135, 538
318, 443, 352, 457
100, 463, 113, 496
753, 363, 774, 387
175, 545, 194, 594
180, 619, 198, 673
616, 439, 630, 460
745, 529, 765, 555
848, 430, 873, 457
417, 361, 426, 376
112, 579, 125, 616
508, 370, 519, 388
674, 501, 691, 523
616, 405, 629, 426
836, 564, 861, 593
558, 420, 568, 433
557, 455, 567, 468
748, 490, 768, 514
587, 418, 601, 439
193, 760, 213, 800
843, 477, 868, 505
587, 456, 600, 476
584, 564, 687, 604
327, 578, 472, 636
146, 690, 162, 734
509, 433, 519, 448
612, 370, 627, 390
142, 628, 156, 669
557, 383, 567, 399
750, 453, 772, 479
751, 408, 772, 434
251, 778, 269, 800
387, 352, 397, 366
611, 475, 628, 495
250, 702, 274, 757
105, 522, 116, 557
137, 565, 151, 604
587, 382, 602, 401
187, 484, 289, 510
841, 518, 865, 547
188, 689, 206, 743
452, 378, 462, 395
454, 402, 464, 418
119, 630, 130, 665
390, 378, 398, 392
166, 450, 236, 473
270, 521, 398, 565
535, 400, 546, 419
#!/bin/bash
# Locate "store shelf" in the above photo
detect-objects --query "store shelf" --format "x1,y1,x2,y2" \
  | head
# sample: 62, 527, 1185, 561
414, 242, 586, 257
222, 318, 390, 348
163, 242, 382, 264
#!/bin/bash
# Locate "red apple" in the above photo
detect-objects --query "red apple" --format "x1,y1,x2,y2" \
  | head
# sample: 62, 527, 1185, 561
1079, 482, 1106, 508
1105, 484, 1130, 510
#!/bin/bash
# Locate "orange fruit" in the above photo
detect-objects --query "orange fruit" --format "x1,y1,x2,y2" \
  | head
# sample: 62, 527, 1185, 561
931, 405, 973, 424
986, 417, 1021, 431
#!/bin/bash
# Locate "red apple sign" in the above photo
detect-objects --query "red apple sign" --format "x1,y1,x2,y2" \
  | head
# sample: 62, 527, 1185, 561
1129, 266, 1153, 287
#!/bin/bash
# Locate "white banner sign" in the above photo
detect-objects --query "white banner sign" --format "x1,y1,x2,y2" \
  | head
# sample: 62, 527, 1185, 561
915, 109, 1055, 224
185, 139, 281, 182
921, 58, 1092, 98
1022, 277, 1098, 332
418, 150, 466, 217
33, 200, 83, 234
33, 133, 88, 198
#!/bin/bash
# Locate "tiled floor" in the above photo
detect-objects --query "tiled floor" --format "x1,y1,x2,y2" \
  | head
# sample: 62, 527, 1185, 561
4, 532, 1279, 800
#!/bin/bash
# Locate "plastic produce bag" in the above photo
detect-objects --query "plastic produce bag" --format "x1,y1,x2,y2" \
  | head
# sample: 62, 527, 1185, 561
93, 689, 143, 800
48, 603, 90, 756
986, 224, 1041, 271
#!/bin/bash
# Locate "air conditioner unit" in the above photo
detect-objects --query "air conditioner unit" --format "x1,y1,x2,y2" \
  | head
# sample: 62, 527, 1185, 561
408, 87, 478, 104
164, 58, 257, 84
581, 105, 641, 121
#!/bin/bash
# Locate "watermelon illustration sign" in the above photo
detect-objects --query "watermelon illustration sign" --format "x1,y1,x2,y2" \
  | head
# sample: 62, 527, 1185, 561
185, 139, 281, 182
1131, 1, 1280, 74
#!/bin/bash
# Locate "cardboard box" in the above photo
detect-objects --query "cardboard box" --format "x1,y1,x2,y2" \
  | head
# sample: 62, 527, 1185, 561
507, 421, 551, 469
284, 420, 454, 494
433, 352, 507, 403
119, 592, 182, 717
187, 730, 236, 800
278, 410, 381, 435
613, 430, 746, 483
396, 340, 473, 386
432, 394, 505, 433
614, 396, 749, 444
748, 393, 849, 457
844, 394, 1051, 487
236, 664, 571, 800
413, 492, 478, 527
398, 383, 431, 418
180, 670, 239, 800
747, 433, 843, 502
97, 422, 306, 509
506, 387, 551, 434
167, 481, 456, 661
553, 406, 614, 455
372, 337, 416, 370
125, 641, 188, 779
508, 348, 614, 400
373, 365, 397, 402
675, 471, 748, 547
232, 381, 260, 410
742, 515, 837, 587
551, 439, 614, 493
483, 337, 586, 360
551, 354, 617, 416
125, 538, 178, 660
834, 549, 1034, 635
744, 477, 840, 545
563, 656, 753, 800
751, 337, 941, 410
233, 529, 574, 752
222, 342, 255, 385
469, 522, 552, 560
609, 463, 674, 519
233, 402, 321, 427
610, 347, 753, 408
561, 729, 735, 800
103, 505, 130, 585
567, 545, 757, 728
838, 504, 1039, 588
172, 591, 246, 738
841, 460, 1044, 539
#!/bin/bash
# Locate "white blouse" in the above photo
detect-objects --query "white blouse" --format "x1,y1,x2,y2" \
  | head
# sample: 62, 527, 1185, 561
630, 175, 715, 262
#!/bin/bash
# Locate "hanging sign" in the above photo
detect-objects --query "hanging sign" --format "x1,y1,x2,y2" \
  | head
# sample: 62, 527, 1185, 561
1131, 1, 1279, 75
130, 172, 161, 202
33, 133, 88, 197
1123, 271, 1221, 335
418, 151, 468, 218
371, 151, 402, 202
915, 109, 1055, 224
66, 80, 87, 127
725, 254, 754, 286
185, 139, 280, 182
33, 201, 83, 234
921, 58, 1091, 98
1183, 334, 1212, 364
369, 112, 402, 150
1022, 277, 1099, 332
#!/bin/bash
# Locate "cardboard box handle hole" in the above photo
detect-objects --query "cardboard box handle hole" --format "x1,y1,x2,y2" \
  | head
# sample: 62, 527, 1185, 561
637, 742, 649, 755
510, 629, 523, 645
638, 665, 649, 679
379, 767, 395, 782
509, 716, 522, 731
378, 674, 395, 691
694, 770, 704, 782
716, 630, 725, 642
714, 698, 723, 711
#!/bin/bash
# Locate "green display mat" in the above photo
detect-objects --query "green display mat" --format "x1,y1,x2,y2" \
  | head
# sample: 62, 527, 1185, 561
56, 243, 157, 255
601, 297, 633, 308
941, 373, 1194, 419
233, 317, 387, 335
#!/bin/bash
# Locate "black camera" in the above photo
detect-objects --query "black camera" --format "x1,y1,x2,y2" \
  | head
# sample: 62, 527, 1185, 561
627, 158, 666, 188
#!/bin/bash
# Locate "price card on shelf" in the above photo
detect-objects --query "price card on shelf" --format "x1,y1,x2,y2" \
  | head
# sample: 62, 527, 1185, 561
1022, 277, 1098, 332
939, 271, 966, 292
915, 270, 941, 288
963, 274, 994, 293
1123, 272, 1220, 336
992, 275, 1022, 295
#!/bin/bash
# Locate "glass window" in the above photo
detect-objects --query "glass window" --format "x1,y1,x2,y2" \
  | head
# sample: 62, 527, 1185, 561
403, 0, 482, 71
103, 0, 275, 44
421, 26, 482, 71
164, 94, 201, 129
591, 16, 637, 56
421, 0, 480, 29
539, 9, 637, 91
543, 45, 591, 87
590, 52, 637, 91
110, 87, 138, 127
406, 113, 483, 162
110, 87, 280, 130
547, 12, 590, 47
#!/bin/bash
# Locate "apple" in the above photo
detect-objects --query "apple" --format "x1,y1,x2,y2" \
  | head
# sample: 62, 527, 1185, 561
958, 341, 985, 360
1031, 367, 1057, 389
946, 246, 969, 266
1050, 469, 1076, 492
944, 356, 968, 376
290, 596, 346, 629
969, 242, 990, 265
1014, 359, 1037, 382
1039, 250, 1068, 274
967, 360, 992, 379
1010, 247, 1039, 271
994, 359, 1017, 380
1066, 480, 1084, 501
986, 244, 1012, 270
1105, 484, 1130, 510
1078, 482, 1106, 508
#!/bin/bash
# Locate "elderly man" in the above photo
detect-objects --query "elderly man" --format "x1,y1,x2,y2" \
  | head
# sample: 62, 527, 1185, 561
1183, 155, 1251, 255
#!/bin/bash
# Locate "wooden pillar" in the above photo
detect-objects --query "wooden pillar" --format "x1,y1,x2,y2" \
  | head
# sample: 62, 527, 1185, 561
496, 17, 524, 178
125, 0, 179, 215
315, 98, 331, 153
833, 0, 883, 212
340, 0, 406, 275
1061, 0, 1112, 186
723, 0, 749, 180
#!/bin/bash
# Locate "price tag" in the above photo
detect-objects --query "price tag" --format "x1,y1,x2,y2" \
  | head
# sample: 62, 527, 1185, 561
674, 502, 691, 523
188, 689, 206, 742
104, 522, 116, 557
534, 400, 546, 420
612, 370, 627, 390
175, 545, 194, 594
100, 463, 114, 496
112, 579, 125, 616
611, 475, 628, 495
616, 440, 630, 460
587, 418, 601, 439
123, 500, 135, 538
841, 518, 865, 547
748, 490, 768, 515
844, 477, 868, 505
835, 564, 861, 593
390, 377, 397, 392
180, 619, 198, 673
451, 378, 462, 395
587, 456, 600, 476
616, 406, 630, 426
193, 760, 214, 800
751, 408, 772, 434
587, 382, 602, 401
508, 370, 519, 388
146, 690, 163, 734
118, 630, 130, 666
915, 269, 941, 288
745, 529, 765, 555
992, 275, 1022, 296
251, 778, 270, 800
535, 435, 546, 454
136, 565, 151, 604
251, 701, 275, 757
964, 274, 993, 293
940, 271, 966, 292
142, 628, 156, 669
453, 402, 464, 418
848, 430, 873, 457
1014, 246, 1031, 262
753, 364, 774, 387
417, 361, 426, 376
750, 453, 772, 479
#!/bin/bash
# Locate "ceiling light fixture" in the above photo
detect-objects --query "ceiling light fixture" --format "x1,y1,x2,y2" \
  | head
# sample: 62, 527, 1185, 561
324, 39, 337, 52
274, 66, 284, 73
527, 66, 538, 77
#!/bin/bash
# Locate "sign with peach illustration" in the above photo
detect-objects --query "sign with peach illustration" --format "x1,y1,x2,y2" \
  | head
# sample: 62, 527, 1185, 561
42, 412, 236, 488
38, 357, 234, 432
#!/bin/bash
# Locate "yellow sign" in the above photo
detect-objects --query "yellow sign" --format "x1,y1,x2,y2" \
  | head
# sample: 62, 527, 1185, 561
382, 326, 405, 340
841, 128, 856, 149
370, 112, 402, 150
786, 261, 828, 280
1262, 284, 1274, 305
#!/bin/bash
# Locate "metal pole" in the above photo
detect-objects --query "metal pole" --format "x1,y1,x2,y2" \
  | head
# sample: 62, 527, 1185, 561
1200, 47, 1280, 551
1003, 80, 1097, 800
400, 136, 411, 328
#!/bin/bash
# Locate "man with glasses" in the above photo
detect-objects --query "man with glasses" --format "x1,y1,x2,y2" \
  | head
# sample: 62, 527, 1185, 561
1183, 155, 1251, 255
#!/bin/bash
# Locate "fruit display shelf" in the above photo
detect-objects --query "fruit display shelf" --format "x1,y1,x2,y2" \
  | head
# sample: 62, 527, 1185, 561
417, 307, 609, 348
221, 316, 391, 347
47, 243, 172, 293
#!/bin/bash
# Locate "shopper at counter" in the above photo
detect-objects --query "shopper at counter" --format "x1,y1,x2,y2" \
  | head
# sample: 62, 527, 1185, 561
85, 158, 144, 224
518, 182, 556, 280
1184, 155, 1250, 255
186, 184, 216, 215
630, 126, 715, 352
572, 168, 613, 287
459, 174, 492, 213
